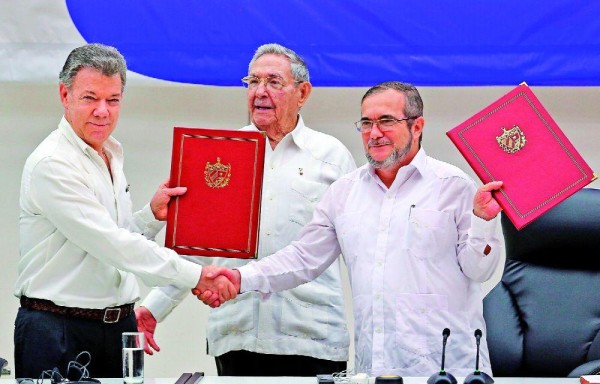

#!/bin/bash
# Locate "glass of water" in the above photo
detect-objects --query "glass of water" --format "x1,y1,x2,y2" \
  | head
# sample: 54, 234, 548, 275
122, 332, 144, 383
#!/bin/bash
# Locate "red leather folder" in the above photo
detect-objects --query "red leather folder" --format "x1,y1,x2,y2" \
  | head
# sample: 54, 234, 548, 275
447, 84, 596, 230
165, 127, 266, 258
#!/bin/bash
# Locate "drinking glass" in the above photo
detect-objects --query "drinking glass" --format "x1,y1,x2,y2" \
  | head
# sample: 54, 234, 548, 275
122, 332, 144, 383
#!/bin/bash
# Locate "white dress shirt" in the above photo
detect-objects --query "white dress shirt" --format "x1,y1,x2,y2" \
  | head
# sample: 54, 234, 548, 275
142, 116, 355, 361
15, 117, 203, 309
239, 148, 502, 377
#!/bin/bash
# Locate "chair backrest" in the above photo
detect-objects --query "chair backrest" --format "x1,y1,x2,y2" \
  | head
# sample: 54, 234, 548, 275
483, 188, 600, 377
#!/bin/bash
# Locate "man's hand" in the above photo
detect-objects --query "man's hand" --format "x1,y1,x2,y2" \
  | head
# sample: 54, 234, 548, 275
135, 307, 160, 355
192, 266, 241, 307
150, 179, 187, 221
191, 266, 241, 308
473, 180, 503, 220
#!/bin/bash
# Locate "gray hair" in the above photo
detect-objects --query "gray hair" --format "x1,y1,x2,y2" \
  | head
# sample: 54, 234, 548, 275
362, 81, 424, 144
248, 43, 310, 82
361, 81, 423, 118
59, 43, 127, 91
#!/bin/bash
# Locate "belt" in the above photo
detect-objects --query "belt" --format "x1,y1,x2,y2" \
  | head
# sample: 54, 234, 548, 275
20, 296, 134, 324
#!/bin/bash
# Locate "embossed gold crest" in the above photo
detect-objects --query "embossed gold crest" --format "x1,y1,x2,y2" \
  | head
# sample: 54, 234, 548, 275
204, 157, 231, 188
496, 125, 527, 154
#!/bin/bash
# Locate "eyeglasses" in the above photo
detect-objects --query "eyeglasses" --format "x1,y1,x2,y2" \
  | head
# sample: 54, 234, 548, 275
241, 75, 303, 91
354, 117, 417, 133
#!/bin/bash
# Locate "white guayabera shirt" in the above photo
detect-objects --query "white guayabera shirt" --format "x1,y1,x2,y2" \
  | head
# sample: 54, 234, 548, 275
143, 116, 356, 361
240, 148, 502, 377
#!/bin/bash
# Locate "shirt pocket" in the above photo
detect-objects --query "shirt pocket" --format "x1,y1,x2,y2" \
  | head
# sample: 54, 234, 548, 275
211, 294, 256, 336
394, 293, 449, 357
280, 292, 330, 341
404, 208, 455, 262
289, 179, 328, 226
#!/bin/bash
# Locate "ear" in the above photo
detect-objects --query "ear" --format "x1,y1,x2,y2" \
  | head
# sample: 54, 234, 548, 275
59, 83, 70, 108
297, 81, 312, 108
411, 116, 425, 143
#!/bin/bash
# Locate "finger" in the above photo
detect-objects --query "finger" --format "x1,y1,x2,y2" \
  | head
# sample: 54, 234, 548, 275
227, 281, 238, 299
480, 180, 503, 192
165, 186, 187, 197
146, 334, 160, 354
199, 290, 214, 302
209, 300, 221, 308
191, 288, 200, 296
144, 343, 154, 355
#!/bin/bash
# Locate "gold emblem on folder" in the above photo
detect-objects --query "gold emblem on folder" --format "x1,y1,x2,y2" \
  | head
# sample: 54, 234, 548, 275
496, 125, 526, 154
204, 157, 231, 188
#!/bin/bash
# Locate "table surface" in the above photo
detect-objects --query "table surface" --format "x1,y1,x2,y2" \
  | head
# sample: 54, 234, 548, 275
141, 377, 581, 384
0, 377, 583, 384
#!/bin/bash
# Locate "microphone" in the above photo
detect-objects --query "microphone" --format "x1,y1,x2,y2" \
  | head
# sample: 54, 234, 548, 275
427, 328, 457, 384
463, 329, 494, 384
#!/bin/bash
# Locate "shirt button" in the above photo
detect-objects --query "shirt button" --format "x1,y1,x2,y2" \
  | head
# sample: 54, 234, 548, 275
375, 294, 381, 300
375, 327, 382, 333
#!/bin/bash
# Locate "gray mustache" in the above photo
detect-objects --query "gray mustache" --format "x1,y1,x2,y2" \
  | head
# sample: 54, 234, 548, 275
368, 139, 392, 147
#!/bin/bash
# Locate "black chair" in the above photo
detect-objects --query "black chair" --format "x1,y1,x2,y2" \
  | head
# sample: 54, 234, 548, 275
483, 188, 600, 377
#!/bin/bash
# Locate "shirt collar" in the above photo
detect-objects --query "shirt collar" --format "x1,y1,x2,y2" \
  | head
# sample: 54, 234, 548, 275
366, 146, 428, 182
58, 116, 123, 159
249, 114, 306, 149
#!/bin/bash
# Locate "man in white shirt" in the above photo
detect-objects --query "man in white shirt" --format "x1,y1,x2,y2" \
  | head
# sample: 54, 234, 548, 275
136, 44, 355, 376
201, 81, 504, 377
14, 44, 234, 379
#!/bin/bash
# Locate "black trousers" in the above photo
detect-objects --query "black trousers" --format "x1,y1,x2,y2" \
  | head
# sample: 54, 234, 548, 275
215, 350, 347, 376
14, 307, 136, 379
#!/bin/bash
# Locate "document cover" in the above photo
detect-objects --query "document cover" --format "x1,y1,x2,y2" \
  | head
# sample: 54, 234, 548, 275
447, 84, 596, 230
166, 127, 266, 258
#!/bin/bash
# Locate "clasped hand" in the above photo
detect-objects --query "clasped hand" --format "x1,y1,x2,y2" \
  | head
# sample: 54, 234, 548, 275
192, 266, 241, 308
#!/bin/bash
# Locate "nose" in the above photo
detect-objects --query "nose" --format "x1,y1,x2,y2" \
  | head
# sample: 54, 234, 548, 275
369, 122, 384, 138
254, 80, 268, 96
93, 100, 109, 117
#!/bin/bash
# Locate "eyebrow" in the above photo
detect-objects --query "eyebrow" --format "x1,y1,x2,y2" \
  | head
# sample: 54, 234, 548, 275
248, 73, 284, 78
360, 114, 397, 120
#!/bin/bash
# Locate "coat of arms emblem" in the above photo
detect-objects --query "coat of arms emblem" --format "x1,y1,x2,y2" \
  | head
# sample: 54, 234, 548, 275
496, 125, 527, 154
204, 157, 231, 188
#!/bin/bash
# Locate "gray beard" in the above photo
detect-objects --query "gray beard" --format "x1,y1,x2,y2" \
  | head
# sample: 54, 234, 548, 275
366, 134, 413, 170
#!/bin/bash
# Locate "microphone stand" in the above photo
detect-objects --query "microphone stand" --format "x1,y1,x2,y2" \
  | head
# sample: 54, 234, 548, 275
428, 328, 457, 384
464, 329, 494, 384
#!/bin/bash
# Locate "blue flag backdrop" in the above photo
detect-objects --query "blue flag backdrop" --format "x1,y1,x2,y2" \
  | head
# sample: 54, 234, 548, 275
64, 1, 600, 86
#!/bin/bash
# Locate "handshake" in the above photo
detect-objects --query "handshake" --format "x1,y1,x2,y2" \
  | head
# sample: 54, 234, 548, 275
191, 265, 242, 308
136, 265, 242, 355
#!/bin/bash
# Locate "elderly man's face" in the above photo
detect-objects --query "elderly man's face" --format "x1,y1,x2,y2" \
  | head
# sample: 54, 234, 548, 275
246, 54, 308, 132
60, 67, 122, 152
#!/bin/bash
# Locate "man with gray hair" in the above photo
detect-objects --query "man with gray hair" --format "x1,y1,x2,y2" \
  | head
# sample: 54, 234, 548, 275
137, 43, 355, 376
14, 43, 234, 379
